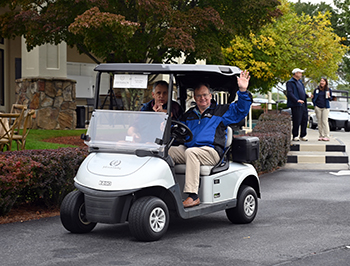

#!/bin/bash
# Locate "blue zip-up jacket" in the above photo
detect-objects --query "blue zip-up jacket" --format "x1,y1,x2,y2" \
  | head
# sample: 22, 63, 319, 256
286, 77, 307, 108
180, 90, 252, 156
312, 87, 332, 108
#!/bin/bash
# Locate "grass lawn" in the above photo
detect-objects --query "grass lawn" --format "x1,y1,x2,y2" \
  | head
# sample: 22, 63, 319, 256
10, 129, 87, 150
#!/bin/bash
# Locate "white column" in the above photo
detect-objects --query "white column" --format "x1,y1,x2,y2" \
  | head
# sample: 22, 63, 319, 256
268, 91, 272, 110
21, 37, 67, 78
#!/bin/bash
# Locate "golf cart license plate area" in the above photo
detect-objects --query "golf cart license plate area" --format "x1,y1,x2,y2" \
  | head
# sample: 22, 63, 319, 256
99, 180, 112, 186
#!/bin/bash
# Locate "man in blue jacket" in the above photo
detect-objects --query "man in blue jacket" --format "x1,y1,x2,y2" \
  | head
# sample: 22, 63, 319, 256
169, 70, 252, 208
286, 68, 308, 141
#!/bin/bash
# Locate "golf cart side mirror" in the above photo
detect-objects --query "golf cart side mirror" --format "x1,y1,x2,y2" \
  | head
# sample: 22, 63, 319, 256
155, 138, 163, 145
81, 134, 91, 141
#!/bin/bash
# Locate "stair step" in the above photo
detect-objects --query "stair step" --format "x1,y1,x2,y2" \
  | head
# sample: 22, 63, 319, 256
290, 143, 346, 152
287, 151, 348, 164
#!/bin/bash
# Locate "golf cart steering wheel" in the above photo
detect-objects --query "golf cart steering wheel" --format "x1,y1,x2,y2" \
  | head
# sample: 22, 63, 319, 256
171, 121, 193, 143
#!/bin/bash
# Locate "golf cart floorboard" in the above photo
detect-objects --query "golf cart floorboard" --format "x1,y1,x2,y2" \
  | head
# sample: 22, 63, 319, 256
181, 200, 236, 219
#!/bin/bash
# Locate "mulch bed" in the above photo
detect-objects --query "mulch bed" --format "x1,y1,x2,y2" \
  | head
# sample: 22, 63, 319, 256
41, 135, 86, 146
0, 204, 60, 225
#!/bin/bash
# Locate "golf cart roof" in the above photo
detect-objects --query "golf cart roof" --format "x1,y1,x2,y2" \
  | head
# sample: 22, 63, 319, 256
94, 63, 241, 75
94, 63, 242, 93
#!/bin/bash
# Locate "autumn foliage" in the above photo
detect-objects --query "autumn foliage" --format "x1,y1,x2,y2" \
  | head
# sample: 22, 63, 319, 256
0, 147, 88, 216
0, 0, 282, 64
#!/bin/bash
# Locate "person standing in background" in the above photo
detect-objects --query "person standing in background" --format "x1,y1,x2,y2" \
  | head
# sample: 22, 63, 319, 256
286, 68, 309, 141
311, 78, 332, 141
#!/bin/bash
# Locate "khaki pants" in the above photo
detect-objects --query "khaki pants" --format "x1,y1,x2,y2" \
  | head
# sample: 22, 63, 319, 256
315, 106, 330, 138
169, 145, 220, 194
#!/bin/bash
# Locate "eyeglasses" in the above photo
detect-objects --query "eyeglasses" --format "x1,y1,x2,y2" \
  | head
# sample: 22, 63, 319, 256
194, 93, 210, 99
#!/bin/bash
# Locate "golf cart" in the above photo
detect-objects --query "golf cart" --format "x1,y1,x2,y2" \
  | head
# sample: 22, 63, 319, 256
309, 90, 350, 132
60, 64, 260, 241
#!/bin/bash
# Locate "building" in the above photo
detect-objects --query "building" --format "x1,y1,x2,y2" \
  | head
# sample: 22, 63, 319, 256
0, 29, 102, 129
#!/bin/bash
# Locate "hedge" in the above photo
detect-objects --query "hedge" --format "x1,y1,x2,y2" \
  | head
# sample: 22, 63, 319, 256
0, 147, 88, 216
248, 111, 291, 173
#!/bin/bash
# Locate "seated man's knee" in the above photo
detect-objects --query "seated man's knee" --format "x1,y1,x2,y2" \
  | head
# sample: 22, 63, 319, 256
184, 147, 199, 158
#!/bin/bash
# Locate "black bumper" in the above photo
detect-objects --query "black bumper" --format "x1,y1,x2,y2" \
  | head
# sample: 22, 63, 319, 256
75, 182, 138, 224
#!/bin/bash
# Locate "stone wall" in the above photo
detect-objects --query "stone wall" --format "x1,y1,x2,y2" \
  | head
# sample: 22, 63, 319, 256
15, 78, 77, 130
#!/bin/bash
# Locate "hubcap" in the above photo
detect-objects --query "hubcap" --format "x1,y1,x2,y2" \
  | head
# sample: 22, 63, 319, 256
78, 203, 90, 225
244, 195, 256, 217
149, 207, 166, 233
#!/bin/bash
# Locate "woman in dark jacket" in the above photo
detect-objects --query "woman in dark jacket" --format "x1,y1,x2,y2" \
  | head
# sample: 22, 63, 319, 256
312, 77, 332, 141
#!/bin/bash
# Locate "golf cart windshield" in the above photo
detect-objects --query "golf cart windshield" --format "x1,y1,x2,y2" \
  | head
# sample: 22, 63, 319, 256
330, 90, 349, 111
85, 110, 168, 153
330, 101, 348, 111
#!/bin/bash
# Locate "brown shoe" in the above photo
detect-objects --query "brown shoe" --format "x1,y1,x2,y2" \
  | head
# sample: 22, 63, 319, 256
183, 197, 200, 208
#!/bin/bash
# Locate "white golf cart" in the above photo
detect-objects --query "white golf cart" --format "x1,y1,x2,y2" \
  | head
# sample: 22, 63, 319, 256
309, 90, 350, 132
60, 64, 260, 241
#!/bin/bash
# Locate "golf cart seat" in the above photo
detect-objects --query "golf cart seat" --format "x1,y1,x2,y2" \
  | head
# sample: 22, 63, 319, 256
174, 126, 233, 176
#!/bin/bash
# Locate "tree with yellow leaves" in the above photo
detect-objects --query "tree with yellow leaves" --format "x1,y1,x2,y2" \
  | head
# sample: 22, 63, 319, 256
223, 0, 347, 93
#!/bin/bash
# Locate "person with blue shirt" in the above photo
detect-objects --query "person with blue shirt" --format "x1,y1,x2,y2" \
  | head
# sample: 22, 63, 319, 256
311, 77, 332, 141
286, 68, 309, 141
169, 70, 252, 208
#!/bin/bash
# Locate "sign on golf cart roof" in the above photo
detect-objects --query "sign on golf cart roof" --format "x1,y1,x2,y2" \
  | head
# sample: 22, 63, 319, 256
113, 74, 148, 89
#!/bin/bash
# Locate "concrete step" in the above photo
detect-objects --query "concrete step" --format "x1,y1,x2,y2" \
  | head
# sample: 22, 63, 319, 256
287, 138, 348, 165
282, 163, 350, 170
287, 151, 348, 164
290, 143, 346, 152
283, 128, 349, 170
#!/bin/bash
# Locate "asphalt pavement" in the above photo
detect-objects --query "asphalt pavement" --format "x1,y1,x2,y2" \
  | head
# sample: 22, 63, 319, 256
1, 168, 350, 266
1, 127, 349, 266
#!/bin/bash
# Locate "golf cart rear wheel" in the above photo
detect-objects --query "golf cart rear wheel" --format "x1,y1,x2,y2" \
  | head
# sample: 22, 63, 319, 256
226, 185, 258, 224
60, 190, 96, 233
309, 117, 317, 129
329, 120, 336, 131
129, 196, 169, 242
345, 121, 350, 132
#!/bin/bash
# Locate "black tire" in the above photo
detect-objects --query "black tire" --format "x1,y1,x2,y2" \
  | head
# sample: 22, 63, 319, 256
226, 185, 258, 224
309, 118, 317, 129
129, 196, 169, 242
60, 190, 97, 233
345, 121, 350, 132
329, 120, 336, 131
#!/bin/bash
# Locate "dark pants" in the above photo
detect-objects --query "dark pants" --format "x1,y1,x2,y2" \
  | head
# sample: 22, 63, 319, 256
291, 104, 308, 138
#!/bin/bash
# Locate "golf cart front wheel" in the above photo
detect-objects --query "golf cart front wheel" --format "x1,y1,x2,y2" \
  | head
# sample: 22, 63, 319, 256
129, 196, 169, 242
60, 190, 97, 233
226, 185, 258, 224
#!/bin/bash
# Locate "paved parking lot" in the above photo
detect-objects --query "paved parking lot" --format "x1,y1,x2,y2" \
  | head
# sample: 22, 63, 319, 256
1, 167, 350, 266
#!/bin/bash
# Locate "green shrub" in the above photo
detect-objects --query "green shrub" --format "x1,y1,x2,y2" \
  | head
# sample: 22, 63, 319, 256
0, 156, 41, 216
252, 109, 264, 120
248, 111, 291, 173
0, 147, 88, 216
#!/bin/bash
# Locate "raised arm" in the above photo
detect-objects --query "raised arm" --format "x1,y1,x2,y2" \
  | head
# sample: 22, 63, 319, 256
237, 70, 250, 92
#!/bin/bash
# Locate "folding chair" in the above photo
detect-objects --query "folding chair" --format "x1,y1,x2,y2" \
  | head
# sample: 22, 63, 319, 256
10, 104, 27, 134
12, 110, 35, 150
0, 113, 20, 151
